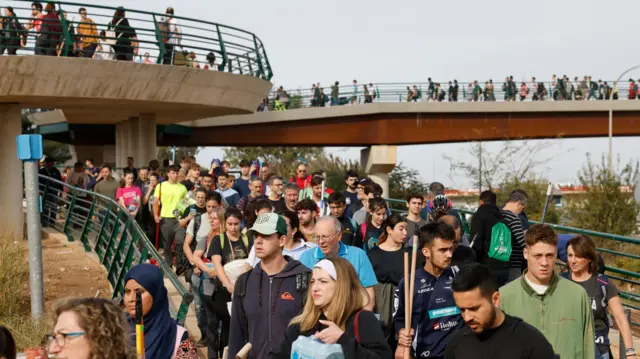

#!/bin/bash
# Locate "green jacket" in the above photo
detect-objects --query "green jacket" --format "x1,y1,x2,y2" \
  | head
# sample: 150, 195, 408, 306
499, 272, 595, 359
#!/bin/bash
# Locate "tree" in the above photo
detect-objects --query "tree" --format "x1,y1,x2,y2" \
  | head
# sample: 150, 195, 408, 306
223, 147, 324, 179
307, 154, 361, 191
389, 163, 429, 201
156, 147, 200, 165
288, 93, 304, 109
565, 154, 639, 236
497, 176, 561, 224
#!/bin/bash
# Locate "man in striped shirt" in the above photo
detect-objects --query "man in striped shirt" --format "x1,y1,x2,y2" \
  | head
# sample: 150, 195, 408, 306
500, 192, 527, 284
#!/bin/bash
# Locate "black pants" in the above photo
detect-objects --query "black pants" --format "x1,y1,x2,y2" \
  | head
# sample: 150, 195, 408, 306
80, 42, 97, 58
204, 292, 221, 359
211, 288, 231, 359
163, 43, 174, 64
160, 218, 180, 265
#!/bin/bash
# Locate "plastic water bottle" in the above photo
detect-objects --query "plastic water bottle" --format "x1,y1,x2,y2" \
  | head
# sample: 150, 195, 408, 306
128, 198, 138, 213
291, 335, 344, 359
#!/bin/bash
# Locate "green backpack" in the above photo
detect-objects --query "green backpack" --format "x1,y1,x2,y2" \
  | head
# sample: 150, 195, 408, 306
487, 222, 512, 262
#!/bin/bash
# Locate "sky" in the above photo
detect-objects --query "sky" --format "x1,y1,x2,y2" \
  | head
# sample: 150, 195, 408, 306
51, 0, 640, 188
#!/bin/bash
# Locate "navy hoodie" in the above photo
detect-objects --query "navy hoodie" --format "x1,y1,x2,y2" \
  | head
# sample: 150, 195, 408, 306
228, 257, 310, 359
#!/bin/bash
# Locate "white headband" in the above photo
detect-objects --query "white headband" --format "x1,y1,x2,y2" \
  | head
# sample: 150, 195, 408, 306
314, 259, 337, 280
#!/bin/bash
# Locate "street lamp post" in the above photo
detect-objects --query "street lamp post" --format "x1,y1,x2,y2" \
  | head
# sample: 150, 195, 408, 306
609, 65, 640, 173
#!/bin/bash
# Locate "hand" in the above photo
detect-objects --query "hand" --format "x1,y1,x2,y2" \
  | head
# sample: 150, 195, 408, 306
211, 162, 219, 169
154, 216, 161, 224
249, 163, 257, 173
193, 267, 201, 276
394, 346, 409, 359
315, 320, 344, 345
188, 212, 196, 220
397, 328, 414, 348
225, 283, 234, 294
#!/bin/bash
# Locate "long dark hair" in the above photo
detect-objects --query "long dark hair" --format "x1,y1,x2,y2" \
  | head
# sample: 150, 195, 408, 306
378, 213, 406, 245
365, 197, 388, 228
566, 235, 600, 273
112, 6, 125, 23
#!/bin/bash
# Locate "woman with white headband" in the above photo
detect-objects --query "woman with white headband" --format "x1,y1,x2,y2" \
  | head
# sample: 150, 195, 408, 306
269, 257, 391, 358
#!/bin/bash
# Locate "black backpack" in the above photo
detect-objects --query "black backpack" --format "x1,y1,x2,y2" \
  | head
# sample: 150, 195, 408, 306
235, 269, 310, 339
178, 211, 202, 281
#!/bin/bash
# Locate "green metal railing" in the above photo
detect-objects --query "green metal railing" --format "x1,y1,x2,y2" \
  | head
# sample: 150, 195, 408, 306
385, 198, 640, 325
38, 174, 193, 325
271, 80, 633, 109
3, 0, 273, 80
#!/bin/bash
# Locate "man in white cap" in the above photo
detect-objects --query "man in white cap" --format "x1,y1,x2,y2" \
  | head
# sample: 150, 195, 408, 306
228, 213, 311, 359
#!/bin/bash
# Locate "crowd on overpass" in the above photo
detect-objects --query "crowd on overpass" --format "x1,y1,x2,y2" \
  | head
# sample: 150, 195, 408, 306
1, 3, 218, 68
25, 153, 638, 359
265, 75, 640, 111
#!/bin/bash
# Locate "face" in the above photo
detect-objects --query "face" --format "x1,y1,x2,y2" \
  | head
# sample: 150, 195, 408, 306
31, 5, 39, 15
283, 216, 294, 240
218, 176, 228, 189
260, 166, 269, 178
297, 165, 307, 178
250, 180, 263, 196
285, 189, 298, 208
127, 158, 134, 167
388, 222, 408, 245
370, 207, 387, 227
407, 198, 423, 215
149, 176, 158, 187
225, 216, 241, 235
167, 170, 178, 182
194, 191, 206, 207
222, 163, 230, 173
201, 176, 213, 190
453, 288, 500, 334
310, 267, 336, 308
422, 238, 454, 271
346, 176, 358, 190
124, 279, 154, 318
74, 165, 83, 173
329, 202, 345, 218
47, 311, 92, 359
524, 242, 557, 283
240, 165, 250, 176
270, 179, 284, 196
188, 169, 199, 180
567, 245, 590, 274
99, 167, 110, 179
138, 169, 149, 181
177, 171, 186, 183
124, 174, 134, 186
312, 185, 323, 199
356, 184, 365, 200
4, 8, 10, 16
315, 220, 341, 257
206, 200, 220, 214
254, 232, 285, 259
297, 209, 313, 226
209, 211, 220, 231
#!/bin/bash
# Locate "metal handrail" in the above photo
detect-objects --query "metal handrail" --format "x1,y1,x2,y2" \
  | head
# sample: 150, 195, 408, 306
3, 0, 272, 80
271, 80, 635, 108
38, 174, 193, 325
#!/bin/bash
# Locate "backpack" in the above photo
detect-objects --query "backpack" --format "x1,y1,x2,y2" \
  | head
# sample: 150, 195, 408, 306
220, 232, 249, 250
487, 221, 512, 262
235, 269, 310, 341
177, 209, 203, 280
360, 223, 379, 252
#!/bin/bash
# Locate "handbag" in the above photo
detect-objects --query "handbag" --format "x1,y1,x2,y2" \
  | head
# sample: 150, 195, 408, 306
105, 18, 123, 45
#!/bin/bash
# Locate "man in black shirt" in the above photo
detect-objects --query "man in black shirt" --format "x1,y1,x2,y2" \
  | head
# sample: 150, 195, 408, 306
445, 263, 556, 359
266, 175, 286, 214
343, 170, 359, 210
181, 164, 200, 192
39, 156, 63, 227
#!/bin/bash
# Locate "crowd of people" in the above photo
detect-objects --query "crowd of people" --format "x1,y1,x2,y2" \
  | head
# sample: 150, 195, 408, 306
0, 2, 219, 68
19, 155, 639, 359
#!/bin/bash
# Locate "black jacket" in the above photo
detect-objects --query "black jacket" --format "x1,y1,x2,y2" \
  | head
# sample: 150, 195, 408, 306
268, 310, 392, 359
338, 214, 358, 247
228, 257, 310, 359
469, 204, 502, 264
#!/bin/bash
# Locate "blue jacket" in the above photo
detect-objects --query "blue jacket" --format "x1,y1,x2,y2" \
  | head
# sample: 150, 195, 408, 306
394, 266, 463, 358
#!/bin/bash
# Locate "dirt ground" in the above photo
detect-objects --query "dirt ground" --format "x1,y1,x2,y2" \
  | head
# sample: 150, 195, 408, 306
41, 230, 112, 306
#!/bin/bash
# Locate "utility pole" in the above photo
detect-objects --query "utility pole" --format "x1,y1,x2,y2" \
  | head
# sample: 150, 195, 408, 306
478, 141, 483, 192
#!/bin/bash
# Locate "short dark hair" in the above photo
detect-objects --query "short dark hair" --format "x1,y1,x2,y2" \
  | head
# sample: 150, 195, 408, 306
255, 199, 273, 213
419, 222, 455, 249
295, 198, 317, 212
73, 161, 83, 168
100, 163, 112, 171
78, 7, 86, 13
225, 207, 243, 222
284, 183, 299, 192
217, 172, 229, 179
406, 193, 423, 204
268, 175, 283, 185
206, 191, 222, 204
221, 160, 231, 167
328, 192, 346, 205
566, 235, 599, 273
429, 181, 445, 195
282, 210, 305, 241
239, 159, 250, 168
0, 325, 16, 359
525, 224, 558, 247
364, 182, 383, 197
344, 170, 359, 180
310, 176, 323, 187
479, 190, 496, 205
32, 2, 43, 10
86, 157, 94, 163
202, 173, 213, 180
452, 263, 498, 299
167, 164, 180, 173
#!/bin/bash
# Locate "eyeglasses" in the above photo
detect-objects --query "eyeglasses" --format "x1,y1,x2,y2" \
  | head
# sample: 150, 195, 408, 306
298, 170, 307, 173
313, 232, 338, 242
45, 332, 85, 348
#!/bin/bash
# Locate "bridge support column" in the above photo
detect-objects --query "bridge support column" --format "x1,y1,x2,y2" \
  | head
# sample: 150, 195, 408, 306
136, 113, 157, 167
0, 105, 24, 238
115, 121, 128, 168
361, 145, 397, 198
125, 117, 137, 166
70, 146, 107, 166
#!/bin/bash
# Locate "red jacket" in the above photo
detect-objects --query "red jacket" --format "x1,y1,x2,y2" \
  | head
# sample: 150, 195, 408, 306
289, 175, 311, 189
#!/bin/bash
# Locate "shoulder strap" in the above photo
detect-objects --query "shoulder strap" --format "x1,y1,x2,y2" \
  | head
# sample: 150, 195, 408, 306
171, 325, 188, 359
236, 269, 253, 342
242, 233, 249, 248
220, 233, 225, 250
360, 222, 367, 241
354, 310, 363, 343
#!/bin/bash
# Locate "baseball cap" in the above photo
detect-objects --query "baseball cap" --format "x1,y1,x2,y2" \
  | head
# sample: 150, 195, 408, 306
249, 213, 287, 236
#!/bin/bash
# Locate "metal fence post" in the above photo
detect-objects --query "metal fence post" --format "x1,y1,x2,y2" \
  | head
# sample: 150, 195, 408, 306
620, 308, 631, 358
25, 160, 44, 319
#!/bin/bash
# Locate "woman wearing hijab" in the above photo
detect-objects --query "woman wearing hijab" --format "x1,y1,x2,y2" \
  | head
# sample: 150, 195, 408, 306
124, 263, 198, 359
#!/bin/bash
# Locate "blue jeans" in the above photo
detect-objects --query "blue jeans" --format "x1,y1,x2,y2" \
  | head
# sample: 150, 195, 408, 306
191, 273, 208, 337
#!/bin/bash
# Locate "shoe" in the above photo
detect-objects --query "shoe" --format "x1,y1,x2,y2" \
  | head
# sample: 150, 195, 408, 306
196, 337, 207, 348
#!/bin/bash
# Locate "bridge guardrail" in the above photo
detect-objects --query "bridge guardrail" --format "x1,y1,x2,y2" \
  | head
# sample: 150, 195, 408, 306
3, 0, 272, 80
385, 198, 640, 326
38, 174, 193, 325
273, 80, 636, 108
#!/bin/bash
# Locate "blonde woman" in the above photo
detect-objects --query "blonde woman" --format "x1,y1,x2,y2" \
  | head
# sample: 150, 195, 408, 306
46, 298, 136, 359
269, 257, 391, 359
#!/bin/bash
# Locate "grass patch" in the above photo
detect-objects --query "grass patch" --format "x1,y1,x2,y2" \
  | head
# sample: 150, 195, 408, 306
0, 236, 49, 350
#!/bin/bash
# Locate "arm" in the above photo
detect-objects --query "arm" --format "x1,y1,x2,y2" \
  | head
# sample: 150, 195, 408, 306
179, 213, 194, 228
131, 195, 141, 217
581, 290, 596, 359
228, 274, 248, 359
338, 311, 392, 359
609, 296, 636, 355
153, 184, 161, 223
183, 221, 196, 264
364, 287, 375, 311
143, 185, 153, 205
213, 255, 233, 293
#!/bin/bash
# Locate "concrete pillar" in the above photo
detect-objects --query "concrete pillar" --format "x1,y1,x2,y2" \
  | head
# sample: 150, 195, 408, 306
115, 121, 127, 168
136, 113, 157, 168
103, 145, 116, 166
0, 105, 24, 238
361, 145, 397, 198
125, 118, 137, 167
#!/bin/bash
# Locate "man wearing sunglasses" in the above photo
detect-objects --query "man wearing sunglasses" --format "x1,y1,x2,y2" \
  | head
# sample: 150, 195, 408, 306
77, 7, 98, 58
289, 163, 311, 190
